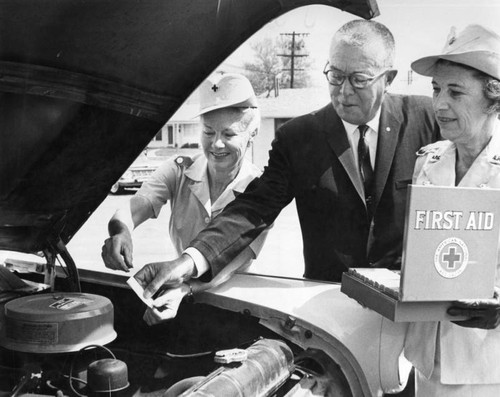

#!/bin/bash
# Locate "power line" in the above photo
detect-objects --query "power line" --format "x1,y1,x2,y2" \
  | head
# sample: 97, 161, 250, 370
278, 32, 309, 88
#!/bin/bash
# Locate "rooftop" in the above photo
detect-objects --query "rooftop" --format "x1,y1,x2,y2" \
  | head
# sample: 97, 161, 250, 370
258, 87, 330, 119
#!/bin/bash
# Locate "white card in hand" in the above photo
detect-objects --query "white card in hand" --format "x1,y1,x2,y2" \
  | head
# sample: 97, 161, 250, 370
127, 276, 154, 308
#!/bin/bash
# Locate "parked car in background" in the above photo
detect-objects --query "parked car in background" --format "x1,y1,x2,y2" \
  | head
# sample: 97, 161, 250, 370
110, 150, 159, 194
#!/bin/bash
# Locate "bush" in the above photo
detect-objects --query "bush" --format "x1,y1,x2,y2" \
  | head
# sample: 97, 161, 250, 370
181, 143, 199, 148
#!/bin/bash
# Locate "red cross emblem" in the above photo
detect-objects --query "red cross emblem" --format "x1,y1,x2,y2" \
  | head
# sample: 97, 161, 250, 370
434, 237, 469, 279
442, 247, 461, 270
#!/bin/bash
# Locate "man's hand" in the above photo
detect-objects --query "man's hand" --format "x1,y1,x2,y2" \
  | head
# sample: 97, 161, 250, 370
134, 254, 195, 299
101, 230, 133, 272
142, 284, 190, 325
448, 290, 500, 329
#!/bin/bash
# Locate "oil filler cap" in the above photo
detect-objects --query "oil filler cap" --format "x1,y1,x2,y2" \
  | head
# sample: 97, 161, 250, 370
88, 358, 129, 393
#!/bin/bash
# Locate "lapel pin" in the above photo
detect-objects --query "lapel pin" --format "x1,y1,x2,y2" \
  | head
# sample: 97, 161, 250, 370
490, 155, 500, 165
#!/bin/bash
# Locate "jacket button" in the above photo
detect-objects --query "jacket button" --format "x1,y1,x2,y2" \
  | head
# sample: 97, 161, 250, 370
204, 217, 210, 223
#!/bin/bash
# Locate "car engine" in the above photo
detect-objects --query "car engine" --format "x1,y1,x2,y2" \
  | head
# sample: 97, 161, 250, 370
0, 283, 352, 397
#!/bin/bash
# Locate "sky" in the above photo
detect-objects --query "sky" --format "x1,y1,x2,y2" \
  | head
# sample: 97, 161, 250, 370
224, 0, 500, 96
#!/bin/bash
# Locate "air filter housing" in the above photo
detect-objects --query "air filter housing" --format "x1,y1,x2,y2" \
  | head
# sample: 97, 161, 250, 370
0, 292, 116, 353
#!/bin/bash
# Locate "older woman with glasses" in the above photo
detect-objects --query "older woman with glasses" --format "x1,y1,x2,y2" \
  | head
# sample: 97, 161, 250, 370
404, 24, 500, 396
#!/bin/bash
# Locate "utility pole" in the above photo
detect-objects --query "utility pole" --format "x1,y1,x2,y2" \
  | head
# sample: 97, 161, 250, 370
278, 32, 309, 88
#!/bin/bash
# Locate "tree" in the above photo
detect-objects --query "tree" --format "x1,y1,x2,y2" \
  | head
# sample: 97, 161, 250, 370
243, 37, 283, 97
243, 35, 311, 97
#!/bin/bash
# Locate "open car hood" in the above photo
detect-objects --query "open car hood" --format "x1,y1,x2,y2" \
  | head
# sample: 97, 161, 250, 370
0, 0, 378, 254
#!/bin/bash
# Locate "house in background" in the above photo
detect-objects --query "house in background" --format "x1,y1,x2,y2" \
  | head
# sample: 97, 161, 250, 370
148, 91, 201, 150
253, 86, 330, 169
147, 85, 331, 168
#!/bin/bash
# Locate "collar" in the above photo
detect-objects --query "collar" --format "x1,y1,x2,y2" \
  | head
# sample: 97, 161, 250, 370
184, 153, 207, 182
421, 121, 500, 187
184, 153, 258, 193
484, 121, 500, 164
225, 158, 260, 194
439, 121, 500, 166
341, 107, 381, 136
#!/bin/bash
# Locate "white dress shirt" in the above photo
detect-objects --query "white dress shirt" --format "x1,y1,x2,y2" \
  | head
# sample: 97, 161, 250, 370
341, 108, 381, 171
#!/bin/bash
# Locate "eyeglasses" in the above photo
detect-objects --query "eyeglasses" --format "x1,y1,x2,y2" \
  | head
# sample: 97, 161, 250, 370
323, 62, 390, 89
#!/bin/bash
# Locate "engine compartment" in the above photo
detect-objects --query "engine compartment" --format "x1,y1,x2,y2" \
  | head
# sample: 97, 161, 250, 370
0, 277, 353, 397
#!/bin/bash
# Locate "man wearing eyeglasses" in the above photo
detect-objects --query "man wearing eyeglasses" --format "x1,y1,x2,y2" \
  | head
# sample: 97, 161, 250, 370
134, 19, 440, 308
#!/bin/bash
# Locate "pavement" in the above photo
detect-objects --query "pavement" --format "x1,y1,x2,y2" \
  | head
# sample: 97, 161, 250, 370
67, 193, 305, 279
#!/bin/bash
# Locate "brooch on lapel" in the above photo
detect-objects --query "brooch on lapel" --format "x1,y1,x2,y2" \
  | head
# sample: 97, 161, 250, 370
416, 141, 449, 162
416, 146, 441, 162
490, 154, 500, 165
430, 154, 441, 162
416, 146, 433, 157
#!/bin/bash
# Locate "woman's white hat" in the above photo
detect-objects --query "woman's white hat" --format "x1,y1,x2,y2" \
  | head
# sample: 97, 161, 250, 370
197, 73, 257, 116
411, 24, 500, 80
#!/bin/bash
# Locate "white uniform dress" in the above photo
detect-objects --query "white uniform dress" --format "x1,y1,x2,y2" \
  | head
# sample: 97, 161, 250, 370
404, 128, 500, 396
136, 153, 267, 263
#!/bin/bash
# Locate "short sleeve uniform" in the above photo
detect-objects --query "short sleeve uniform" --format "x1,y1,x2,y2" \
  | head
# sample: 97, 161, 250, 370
136, 153, 267, 259
404, 131, 500, 394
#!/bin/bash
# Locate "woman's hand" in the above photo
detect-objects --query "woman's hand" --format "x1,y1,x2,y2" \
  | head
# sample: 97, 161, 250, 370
142, 284, 191, 325
101, 230, 134, 272
448, 289, 500, 329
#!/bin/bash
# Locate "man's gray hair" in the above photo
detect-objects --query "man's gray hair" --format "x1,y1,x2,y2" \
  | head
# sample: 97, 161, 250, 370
335, 19, 396, 69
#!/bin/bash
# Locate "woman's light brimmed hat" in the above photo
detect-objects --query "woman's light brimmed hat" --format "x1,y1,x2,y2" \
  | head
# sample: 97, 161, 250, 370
197, 73, 257, 116
411, 24, 500, 80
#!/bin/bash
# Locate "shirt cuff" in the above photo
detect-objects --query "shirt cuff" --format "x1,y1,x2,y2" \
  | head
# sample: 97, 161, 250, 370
183, 247, 209, 278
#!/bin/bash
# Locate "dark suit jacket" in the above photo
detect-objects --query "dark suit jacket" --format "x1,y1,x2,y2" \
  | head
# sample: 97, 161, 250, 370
191, 94, 440, 282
